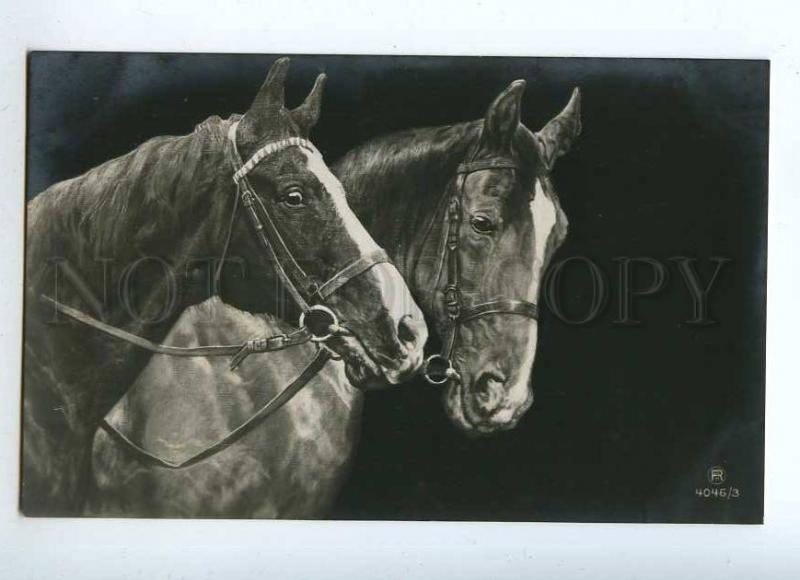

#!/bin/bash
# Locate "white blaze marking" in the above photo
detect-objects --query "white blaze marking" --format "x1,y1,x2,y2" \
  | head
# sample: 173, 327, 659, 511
509, 179, 559, 404
300, 148, 419, 330
528, 178, 558, 301
301, 148, 379, 256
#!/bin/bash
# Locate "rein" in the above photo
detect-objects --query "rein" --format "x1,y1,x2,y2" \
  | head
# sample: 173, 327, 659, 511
46, 120, 390, 468
421, 154, 540, 386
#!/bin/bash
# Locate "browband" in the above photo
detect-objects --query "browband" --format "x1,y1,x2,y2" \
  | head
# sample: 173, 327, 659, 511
456, 158, 517, 174
228, 123, 321, 183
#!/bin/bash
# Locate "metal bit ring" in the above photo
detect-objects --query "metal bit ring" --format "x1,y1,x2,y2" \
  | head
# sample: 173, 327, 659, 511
422, 354, 459, 385
299, 305, 340, 342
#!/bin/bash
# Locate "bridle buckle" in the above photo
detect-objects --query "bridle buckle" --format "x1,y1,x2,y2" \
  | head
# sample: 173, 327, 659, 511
444, 284, 461, 319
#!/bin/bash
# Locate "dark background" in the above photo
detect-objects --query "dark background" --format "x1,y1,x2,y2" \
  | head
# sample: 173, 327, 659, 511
27, 53, 768, 523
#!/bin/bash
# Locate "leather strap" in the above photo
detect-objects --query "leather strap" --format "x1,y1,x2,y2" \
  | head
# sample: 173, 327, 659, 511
456, 158, 517, 174
44, 296, 312, 371
46, 121, 390, 371
423, 151, 541, 387
227, 121, 392, 310
232, 136, 321, 182
458, 299, 539, 323
227, 122, 319, 310
238, 187, 313, 311
48, 120, 391, 466
99, 349, 331, 469
314, 248, 390, 300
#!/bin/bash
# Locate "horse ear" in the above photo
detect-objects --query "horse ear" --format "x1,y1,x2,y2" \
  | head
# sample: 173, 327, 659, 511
482, 80, 526, 153
290, 73, 327, 137
535, 88, 581, 170
248, 57, 290, 115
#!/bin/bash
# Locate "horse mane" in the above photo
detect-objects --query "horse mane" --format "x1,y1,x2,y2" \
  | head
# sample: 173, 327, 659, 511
333, 121, 482, 224
27, 115, 234, 274
332, 120, 549, 229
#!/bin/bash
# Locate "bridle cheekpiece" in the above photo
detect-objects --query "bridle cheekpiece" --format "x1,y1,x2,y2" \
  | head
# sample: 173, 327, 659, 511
421, 152, 540, 386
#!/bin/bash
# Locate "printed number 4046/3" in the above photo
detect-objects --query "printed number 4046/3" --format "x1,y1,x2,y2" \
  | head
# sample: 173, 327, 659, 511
695, 487, 741, 499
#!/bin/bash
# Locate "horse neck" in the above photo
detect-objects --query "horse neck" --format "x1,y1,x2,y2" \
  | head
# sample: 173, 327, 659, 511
335, 121, 480, 286
29, 121, 233, 333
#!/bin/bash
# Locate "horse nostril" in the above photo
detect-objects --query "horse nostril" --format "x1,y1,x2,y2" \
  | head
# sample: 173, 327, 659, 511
397, 314, 419, 346
476, 372, 506, 391
474, 372, 506, 412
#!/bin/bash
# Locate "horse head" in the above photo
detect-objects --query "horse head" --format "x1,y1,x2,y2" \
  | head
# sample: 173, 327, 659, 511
228, 58, 427, 388
420, 81, 580, 434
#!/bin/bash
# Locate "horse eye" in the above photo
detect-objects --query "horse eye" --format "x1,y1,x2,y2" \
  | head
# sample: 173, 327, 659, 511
470, 215, 495, 234
282, 188, 305, 208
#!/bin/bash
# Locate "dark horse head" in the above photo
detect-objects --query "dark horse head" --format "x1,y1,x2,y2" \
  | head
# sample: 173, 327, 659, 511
336, 80, 579, 434
434, 82, 579, 434
224, 58, 427, 386
26, 57, 428, 406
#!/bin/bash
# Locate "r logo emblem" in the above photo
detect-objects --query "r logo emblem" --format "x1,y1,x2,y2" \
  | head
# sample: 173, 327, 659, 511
707, 466, 726, 485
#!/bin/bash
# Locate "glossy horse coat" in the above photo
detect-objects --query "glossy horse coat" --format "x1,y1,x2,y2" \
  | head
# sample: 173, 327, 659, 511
89, 80, 580, 517
22, 58, 425, 515
91, 299, 361, 517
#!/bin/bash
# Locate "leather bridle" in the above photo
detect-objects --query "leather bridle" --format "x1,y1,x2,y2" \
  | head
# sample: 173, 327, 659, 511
50, 120, 389, 367
47, 120, 391, 467
220, 121, 390, 318
421, 154, 540, 386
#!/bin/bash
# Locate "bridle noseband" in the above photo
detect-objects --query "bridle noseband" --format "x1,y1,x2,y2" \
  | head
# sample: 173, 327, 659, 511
421, 155, 540, 386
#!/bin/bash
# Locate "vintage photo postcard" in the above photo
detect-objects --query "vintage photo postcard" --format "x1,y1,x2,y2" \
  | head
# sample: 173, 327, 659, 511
22, 53, 767, 522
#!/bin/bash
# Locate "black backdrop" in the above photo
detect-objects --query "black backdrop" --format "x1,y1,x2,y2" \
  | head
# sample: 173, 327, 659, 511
26, 53, 768, 523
